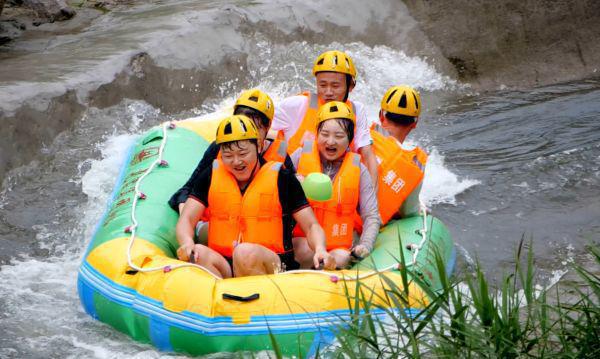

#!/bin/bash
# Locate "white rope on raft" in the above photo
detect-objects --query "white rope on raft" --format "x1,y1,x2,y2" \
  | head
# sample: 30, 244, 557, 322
410, 201, 430, 266
123, 122, 430, 283
125, 122, 221, 280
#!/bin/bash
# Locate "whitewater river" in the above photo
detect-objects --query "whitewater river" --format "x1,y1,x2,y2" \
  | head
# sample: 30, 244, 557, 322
1, 1, 599, 357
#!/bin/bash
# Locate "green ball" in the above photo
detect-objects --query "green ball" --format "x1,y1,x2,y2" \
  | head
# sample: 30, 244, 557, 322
302, 172, 333, 202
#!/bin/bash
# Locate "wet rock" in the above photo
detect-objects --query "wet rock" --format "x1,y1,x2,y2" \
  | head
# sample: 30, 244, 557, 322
23, 0, 75, 25
403, 0, 600, 88
0, 18, 25, 45
0, 90, 85, 183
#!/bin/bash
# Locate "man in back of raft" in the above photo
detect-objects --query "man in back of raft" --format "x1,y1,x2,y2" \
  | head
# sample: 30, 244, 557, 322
371, 85, 428, 223
176, 115, 335, 278
270, 50, 379, 186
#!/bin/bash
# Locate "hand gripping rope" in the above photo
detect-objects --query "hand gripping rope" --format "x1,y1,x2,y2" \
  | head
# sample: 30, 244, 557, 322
124, 122, 221, 280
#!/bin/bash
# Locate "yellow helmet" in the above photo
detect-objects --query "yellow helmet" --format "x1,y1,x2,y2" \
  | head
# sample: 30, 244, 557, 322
215, 115, 259, 145
312, 50, 357, 79
234, 88, 275, 123
317, 101, 356, 127
380, 85, 421, 117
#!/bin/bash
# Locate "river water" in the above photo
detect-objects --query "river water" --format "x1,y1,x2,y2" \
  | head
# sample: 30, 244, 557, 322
1, 1, 599, 357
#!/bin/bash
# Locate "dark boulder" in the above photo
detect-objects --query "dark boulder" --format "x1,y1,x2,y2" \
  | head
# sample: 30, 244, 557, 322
24, 0, 75, 25
0, 18, 25, 45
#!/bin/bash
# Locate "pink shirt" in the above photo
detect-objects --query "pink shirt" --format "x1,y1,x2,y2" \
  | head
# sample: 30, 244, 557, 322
271, 94, 373, 151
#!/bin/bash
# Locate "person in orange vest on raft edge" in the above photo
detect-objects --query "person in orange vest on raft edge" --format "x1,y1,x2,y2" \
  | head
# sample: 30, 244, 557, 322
168, 88, 294, 214
176, 115, 336, 278
290, 101, 381, 269
270, 50, 379, 187
371, 85, 428, 224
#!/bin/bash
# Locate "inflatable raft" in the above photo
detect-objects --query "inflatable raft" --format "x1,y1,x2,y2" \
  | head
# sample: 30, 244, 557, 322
77, 114, 456, 357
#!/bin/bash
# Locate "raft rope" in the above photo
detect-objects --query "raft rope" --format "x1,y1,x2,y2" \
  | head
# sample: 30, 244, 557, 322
124, 122, 430, 283
280, 202, 431, 283
125, 122, 221, 280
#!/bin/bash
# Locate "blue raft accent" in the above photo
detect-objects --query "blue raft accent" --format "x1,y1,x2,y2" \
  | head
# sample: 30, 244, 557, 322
150, 316, 173, 351
77, 277, 98, 319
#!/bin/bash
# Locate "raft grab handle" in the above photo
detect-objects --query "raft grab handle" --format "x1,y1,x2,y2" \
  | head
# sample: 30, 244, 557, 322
222, 293, 260, 302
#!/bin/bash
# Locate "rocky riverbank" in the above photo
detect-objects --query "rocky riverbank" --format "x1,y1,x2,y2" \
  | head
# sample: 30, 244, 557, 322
0, 0, 130, 45
403, 0, 600, 88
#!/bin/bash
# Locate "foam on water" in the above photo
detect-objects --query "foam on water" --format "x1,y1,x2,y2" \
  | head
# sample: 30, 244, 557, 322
421, 148, 481, 206
0, 131, 152, 357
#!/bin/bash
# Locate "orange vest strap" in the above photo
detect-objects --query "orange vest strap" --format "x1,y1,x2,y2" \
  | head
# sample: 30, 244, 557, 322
263, 130, 288, 163
308, 91, 318, 109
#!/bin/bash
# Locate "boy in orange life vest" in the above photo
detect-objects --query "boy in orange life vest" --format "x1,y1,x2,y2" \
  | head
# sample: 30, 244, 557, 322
372, 85, 428, 223
169, 89, 293, 214
176, 115, 335, 278
290, 102, 381, 269
270, 50, 379, 187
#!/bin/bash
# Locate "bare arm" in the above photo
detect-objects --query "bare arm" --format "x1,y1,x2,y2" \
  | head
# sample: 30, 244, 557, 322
175, 198, 206, 261
293, 207, 335, 269
359, 144, 379, 189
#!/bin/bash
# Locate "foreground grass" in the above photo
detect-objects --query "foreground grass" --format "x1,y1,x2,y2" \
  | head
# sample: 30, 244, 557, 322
317, 240, 600, 358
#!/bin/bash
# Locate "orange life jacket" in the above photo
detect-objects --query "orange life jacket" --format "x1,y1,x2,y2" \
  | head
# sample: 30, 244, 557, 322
207, 136, 287, 224
371, 124, 427, 224
287, 92, 356, 155
207, 160, 284, 257
294, 140, 361, 251
262, 130, 288, 163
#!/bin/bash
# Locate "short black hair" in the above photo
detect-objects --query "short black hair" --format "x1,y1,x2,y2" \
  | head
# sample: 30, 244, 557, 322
384, 112, 416, 126
317, 118, 355, 143
234, 105, 270, 129
219, 139, 258, 151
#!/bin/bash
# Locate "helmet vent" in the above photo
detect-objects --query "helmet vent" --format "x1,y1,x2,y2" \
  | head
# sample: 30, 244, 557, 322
317, 58, 324, 65
248, 96, 259, 102
387, 89, 398, 104
239, 121, 248, 132
413, 93, 419, 109
224, 122, 233, 135
399, 93, 407, 108
345, 58, 350, 69
333, 55, 338, 66
330, 105, 339, 112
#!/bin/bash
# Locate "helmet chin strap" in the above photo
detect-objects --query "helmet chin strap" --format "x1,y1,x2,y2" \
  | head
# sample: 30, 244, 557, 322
342, 76, 354, 102
342, 75, 353, 102
250, 147, 261, 177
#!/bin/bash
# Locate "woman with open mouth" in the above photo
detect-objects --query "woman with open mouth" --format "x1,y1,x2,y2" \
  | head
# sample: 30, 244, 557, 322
291, 101, 381, 269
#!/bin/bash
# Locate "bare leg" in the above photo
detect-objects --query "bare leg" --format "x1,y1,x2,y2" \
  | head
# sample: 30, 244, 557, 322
292, 237, 315, 269
232, 243, 281, 277
192, 244, 232, 278
330, 248, 351, 269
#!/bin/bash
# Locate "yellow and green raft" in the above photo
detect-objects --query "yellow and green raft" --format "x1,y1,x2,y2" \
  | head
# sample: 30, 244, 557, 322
77, 115, 456, 357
